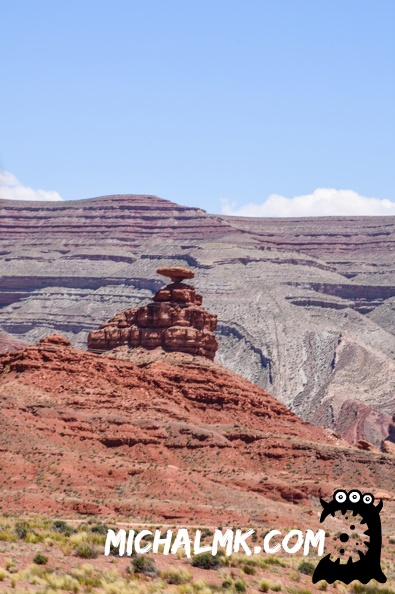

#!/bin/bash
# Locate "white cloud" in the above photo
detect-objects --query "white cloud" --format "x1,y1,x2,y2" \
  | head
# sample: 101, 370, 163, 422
0, 171, 64, 201
221, 188, 395, 217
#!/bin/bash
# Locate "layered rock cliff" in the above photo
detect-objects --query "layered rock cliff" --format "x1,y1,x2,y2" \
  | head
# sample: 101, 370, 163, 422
1, 194, 394, 446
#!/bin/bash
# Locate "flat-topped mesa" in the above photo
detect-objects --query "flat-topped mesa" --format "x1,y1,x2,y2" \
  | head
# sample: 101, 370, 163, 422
87, 267, 218, 359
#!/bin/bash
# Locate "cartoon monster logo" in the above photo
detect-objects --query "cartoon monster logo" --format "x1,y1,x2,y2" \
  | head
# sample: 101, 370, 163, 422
312, 489, 387, 585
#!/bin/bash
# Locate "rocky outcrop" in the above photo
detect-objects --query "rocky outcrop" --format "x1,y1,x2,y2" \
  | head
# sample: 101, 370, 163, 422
382, 414, 395, 454
388, 413, 395, 441
87, 267, 218, 359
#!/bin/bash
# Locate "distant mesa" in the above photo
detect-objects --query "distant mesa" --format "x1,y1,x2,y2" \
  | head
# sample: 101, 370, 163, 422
87, 267, 218, 359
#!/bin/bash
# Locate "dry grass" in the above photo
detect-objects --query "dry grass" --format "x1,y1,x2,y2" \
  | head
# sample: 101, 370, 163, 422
0, 516, 394, 594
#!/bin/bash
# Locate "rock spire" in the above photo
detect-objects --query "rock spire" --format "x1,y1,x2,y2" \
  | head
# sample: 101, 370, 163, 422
87, 267, 218, 359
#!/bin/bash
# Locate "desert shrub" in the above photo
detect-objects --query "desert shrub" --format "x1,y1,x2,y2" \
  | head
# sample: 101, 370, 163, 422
25, 531, 45, 544
72, 564, 102, 588
191, 551, 222, 570
0, 568, 8, 581
75, 543, 99, 559
52, 520, 75, 535
160, 567, 192, 584
130, 555, 158, 577
90, 523, 109, 535
33, 553, 48, 565
235, 581, 247, 593
318, 582, 328, 591
289, 571, 300, 582
298, 560, 315, 576
352, 586, 395, 594
266, 555, 287, 567
259, 580, 270, 592
0, 526, 17, 542
243, 564, 256, 575
46, 573, 80, 593
14, 522, 28, 539
222, 578, 233, 589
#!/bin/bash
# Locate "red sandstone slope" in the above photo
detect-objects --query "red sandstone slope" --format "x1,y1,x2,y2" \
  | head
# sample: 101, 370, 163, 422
1, 336, 394, 524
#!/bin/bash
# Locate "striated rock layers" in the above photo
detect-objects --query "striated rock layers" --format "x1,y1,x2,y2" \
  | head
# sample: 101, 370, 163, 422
1, 194, 395, 447
87, 267, 218, 359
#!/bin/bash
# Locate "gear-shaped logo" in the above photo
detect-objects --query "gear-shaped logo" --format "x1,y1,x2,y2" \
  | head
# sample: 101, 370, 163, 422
313, 490, 387, 585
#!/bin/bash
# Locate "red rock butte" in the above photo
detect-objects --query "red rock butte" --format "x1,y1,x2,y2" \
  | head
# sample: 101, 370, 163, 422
87, 267, 218, 359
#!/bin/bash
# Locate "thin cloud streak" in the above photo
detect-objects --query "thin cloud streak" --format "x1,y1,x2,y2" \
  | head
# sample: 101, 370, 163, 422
0, 171, 64, 202
221, 188, 395, 217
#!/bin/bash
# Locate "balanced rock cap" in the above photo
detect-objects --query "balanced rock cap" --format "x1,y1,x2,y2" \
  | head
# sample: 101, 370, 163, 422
87, 266, 218, 359
157, 267, 195, 283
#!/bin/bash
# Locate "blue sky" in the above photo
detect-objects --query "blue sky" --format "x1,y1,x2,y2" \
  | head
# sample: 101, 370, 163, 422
1, 0, 395, 216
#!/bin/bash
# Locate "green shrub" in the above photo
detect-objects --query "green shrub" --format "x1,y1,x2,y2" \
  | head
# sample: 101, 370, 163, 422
14, 522, 28, 539
131, 556, 158, 577
90, 523, 109, 535
298, 560, 315, 576
235, 581, 247, 593
191, 551, 222, 570
243, 564, 256, 575
259, 580, 270, 592
75, 543, 99, 559
33, 553, 48, 565
52, 520, 75, 536
222, 578, 233, 589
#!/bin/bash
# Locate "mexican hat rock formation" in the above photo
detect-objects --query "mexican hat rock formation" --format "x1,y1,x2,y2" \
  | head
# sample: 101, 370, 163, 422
87, 267, 218, 359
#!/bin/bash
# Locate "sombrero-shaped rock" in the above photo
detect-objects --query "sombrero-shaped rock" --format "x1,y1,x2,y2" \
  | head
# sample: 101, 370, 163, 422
156, 266, 195, 283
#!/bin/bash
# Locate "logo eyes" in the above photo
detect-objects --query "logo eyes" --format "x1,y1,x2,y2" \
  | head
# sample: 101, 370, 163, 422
349, 491, 361, 503
333, 490, 374, 505
335, 490, 347, 503
363, 493, 374, 505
